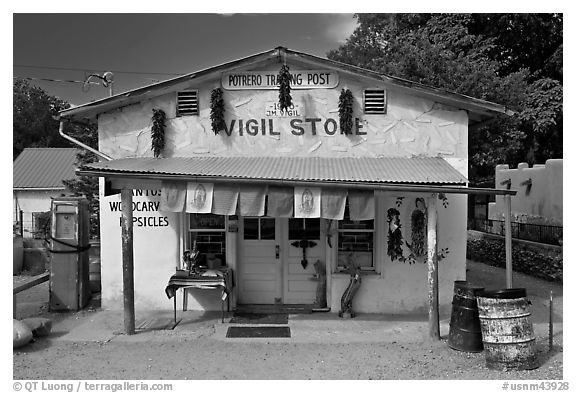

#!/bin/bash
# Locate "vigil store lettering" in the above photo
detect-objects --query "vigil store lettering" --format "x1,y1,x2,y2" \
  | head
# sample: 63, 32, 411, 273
220, 117, 365, 136
108, 190, 170, 227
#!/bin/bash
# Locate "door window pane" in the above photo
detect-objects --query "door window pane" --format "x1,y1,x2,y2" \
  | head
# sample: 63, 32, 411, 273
260, 218, 276, 240
243, 218, 259, 240
288, 218, 320, 240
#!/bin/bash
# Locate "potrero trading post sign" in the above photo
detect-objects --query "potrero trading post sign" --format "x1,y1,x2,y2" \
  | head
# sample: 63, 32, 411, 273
222, 70, 339, 90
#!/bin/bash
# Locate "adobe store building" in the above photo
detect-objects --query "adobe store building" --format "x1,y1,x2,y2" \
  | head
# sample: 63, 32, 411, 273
58, 47, 515, 334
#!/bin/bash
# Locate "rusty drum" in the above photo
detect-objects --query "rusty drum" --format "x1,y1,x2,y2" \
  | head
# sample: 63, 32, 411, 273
477, 288, 538, 371
448, 281, 484, 352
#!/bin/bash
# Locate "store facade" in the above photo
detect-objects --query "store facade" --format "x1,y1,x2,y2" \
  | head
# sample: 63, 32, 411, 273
59, 47, 513, 323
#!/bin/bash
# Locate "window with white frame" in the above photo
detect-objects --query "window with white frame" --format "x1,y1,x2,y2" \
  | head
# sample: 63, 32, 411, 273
188, 213, 226, 266
337, 203, 375, 271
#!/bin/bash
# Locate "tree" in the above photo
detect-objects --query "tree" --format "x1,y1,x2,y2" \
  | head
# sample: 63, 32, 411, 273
13, 78, 100, 238
328, 14, 562, 184
13, 78, 72, 159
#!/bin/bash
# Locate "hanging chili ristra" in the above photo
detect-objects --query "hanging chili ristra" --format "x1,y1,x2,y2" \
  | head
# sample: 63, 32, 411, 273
408, 198, 427, 260
338, 88, 354, 135
210, 87, 226, 135
151, 108, 166, 158
387, 207, 405, 262
277, 64, 293, 112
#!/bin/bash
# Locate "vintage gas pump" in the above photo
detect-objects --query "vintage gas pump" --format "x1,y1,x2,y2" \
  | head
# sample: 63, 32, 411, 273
49, 197, 91, 311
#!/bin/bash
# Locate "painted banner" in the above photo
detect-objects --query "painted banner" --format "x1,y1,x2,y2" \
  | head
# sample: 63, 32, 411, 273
159, 181, 186, 212
211, 184, 239, 215
239, 186, 267, 217
186, 182, 214, 213
348, 190, 375, 220
267, 186, 294, 217
222, 70, 339, 90
294, 186, 321, 218
321, 188, 348, 220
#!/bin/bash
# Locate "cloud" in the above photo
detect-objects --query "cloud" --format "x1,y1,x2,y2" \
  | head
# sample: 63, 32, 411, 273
322, 14, 358, 44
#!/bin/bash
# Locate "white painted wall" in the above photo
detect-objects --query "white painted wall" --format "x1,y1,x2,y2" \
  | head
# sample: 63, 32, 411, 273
99, 188, 180, 311
329, 192, 466, 316
13, 190, 66, 237
96, 59, 469, 314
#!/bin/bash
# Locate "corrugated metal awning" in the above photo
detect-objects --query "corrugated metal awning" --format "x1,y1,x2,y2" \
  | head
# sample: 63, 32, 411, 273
79, 156, 467, 185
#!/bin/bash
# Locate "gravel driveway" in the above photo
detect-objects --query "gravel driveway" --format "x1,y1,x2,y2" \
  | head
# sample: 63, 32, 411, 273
13, 260, 563, 380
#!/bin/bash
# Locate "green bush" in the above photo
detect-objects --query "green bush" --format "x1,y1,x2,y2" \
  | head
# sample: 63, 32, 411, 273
466, 236, 562, 282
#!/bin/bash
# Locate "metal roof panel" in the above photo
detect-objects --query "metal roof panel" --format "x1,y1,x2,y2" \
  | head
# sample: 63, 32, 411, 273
13, 148, 79, 189
79, 156, 467, 184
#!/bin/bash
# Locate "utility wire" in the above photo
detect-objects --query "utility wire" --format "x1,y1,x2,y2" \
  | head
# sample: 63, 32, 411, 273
14, 76, 100, 85
14, 64, 185, 76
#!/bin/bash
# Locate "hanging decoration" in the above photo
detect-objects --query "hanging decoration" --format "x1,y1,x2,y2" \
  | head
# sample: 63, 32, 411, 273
438, 193, 449, 208
338, 88, 354, 135
151, 108, 166, 158
387, 208, 405, 262
277, 64, 293, 111
406, 198, 427, 262
210, 88, 226, 135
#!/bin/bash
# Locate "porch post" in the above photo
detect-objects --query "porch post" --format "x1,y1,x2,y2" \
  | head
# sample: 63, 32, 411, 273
427, 194, 440, 340
121, 187, 135, 335
504, 194, 513, 288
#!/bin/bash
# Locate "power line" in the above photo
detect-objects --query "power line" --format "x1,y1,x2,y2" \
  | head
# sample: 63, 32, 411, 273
14, 76, 99, 85
14, 64, 185, 76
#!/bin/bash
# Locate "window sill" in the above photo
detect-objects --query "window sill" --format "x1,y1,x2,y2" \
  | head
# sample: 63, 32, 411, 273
332, 270, 380, 277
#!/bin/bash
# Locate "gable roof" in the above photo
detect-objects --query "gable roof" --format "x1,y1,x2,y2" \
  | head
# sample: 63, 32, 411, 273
13, 148, 79, 189
58, 47, 513, 125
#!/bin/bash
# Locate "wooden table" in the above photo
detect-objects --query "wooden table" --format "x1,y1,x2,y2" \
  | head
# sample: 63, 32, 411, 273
165, 267, 233, 324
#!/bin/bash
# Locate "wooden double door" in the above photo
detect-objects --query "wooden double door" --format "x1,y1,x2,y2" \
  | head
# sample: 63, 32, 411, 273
238, 217, 323, 305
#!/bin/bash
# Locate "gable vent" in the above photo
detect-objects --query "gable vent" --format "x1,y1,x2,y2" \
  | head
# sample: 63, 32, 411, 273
363, 89, 387, 114
177, 90, 199, 116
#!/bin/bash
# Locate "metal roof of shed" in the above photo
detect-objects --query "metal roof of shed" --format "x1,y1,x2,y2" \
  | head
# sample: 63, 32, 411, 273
13, 148, 79, 189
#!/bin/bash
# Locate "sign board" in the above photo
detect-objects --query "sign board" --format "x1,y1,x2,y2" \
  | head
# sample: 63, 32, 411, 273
222, 70, 339, 90
265, 102, 305, 117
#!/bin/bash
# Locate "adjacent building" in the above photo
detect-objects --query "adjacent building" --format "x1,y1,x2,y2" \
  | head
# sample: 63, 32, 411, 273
13, 148, 79, 238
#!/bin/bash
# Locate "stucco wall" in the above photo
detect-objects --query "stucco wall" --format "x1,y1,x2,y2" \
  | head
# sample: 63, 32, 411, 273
329, 192, 466, 315
98, 69, 468, 169
96, 62, 469, 313
99, 188, 180, 310
490, 159, 563, 226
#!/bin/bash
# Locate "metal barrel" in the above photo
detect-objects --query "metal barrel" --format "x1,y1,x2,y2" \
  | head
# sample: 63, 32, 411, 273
448, 281, 485, 352
477, 288, 538, 371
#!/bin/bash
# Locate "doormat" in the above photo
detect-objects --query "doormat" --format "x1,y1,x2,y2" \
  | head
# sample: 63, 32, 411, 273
226, 326, 291, 338
136, 318, 179, 331
230, 313, 288, 324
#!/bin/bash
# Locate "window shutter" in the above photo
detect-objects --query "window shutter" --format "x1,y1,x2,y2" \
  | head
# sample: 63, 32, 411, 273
177, 90, 199, 116
363, 89, 386, 114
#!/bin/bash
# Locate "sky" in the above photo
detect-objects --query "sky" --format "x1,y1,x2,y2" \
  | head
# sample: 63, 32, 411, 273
13, 13, 358, 106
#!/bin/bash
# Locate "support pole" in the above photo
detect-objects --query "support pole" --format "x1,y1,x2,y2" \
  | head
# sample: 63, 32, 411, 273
504, 194, 513, 288
19, 209, 23, 237
121, 188, 135, 335
427, 194, 440, 340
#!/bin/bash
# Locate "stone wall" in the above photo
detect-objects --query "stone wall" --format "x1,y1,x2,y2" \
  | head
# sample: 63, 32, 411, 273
466, 230, 563, 282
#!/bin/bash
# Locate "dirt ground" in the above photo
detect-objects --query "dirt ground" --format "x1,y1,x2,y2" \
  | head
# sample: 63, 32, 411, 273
12, 260, 564, 381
